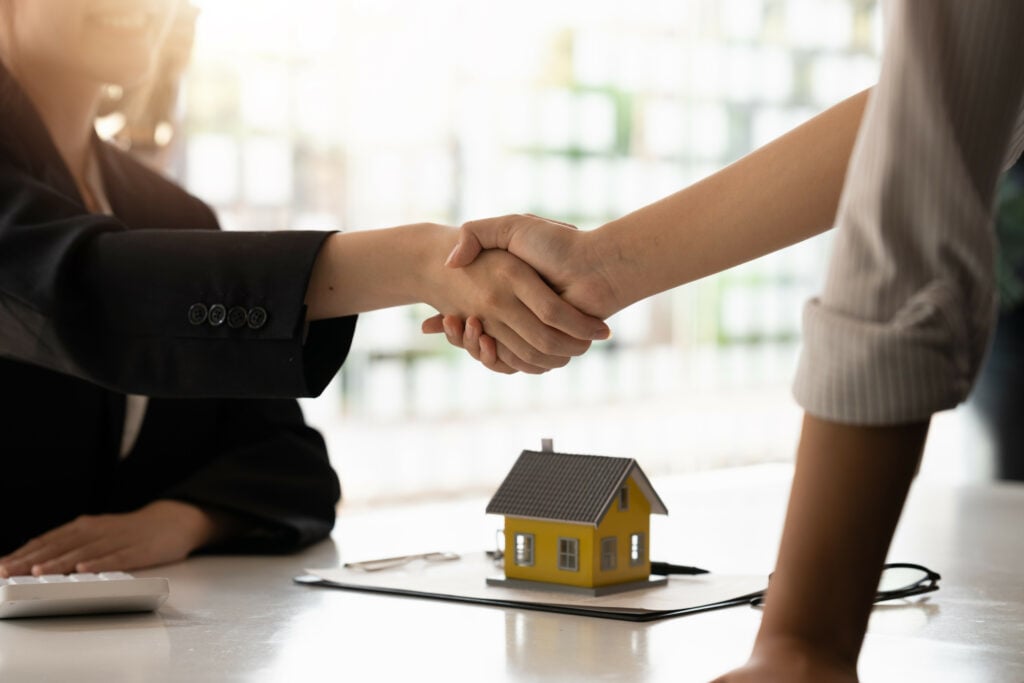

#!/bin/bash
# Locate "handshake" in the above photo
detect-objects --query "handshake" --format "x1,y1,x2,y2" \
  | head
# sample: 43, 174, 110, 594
309, 82, 851, 376
419, 213, 633, 375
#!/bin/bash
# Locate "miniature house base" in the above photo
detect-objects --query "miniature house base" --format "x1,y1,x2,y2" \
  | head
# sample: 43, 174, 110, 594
486, 574, 667, 597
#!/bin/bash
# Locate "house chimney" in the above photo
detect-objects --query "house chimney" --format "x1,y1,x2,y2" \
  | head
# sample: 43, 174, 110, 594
541, 438, 554, 453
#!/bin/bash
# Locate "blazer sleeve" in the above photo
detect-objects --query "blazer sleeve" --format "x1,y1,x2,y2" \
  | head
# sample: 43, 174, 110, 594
0, 161, 356, 398
161, 397, 341, 553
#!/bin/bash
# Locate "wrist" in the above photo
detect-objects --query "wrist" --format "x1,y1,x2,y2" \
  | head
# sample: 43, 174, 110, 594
585, 222, 640, 315
308, 223, 457, 319
408, 223, 459, 307
750, 633, 859, 677
147, 499, 225, 550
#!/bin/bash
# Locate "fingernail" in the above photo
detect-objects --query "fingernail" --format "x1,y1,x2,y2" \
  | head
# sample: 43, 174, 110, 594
592, 326, 612, 340
444, 243, 461, 266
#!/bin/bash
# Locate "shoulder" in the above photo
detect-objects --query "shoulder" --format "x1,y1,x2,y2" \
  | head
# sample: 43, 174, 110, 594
97, 140, 221, 231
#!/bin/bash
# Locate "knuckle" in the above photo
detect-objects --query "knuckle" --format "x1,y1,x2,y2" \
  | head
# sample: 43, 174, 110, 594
534, 299, 563, 327
569, 337, 593, 358
521, 347, 549, 367
492, 258, 514, 278
567, 339, 591, 357
481, 290, 504, 308
535, 328, 569, 356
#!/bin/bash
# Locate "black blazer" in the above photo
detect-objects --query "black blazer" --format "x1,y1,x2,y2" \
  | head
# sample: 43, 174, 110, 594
0, 66, 355, 554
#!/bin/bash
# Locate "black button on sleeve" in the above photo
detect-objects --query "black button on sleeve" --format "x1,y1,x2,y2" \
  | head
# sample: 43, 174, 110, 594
247, 306, 268, 330
208, 303, 227, 327
227, 306, 248, 329
188, 303, 208, 326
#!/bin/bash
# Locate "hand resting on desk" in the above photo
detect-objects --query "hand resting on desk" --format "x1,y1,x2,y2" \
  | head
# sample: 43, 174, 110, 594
0, 500, 226, 577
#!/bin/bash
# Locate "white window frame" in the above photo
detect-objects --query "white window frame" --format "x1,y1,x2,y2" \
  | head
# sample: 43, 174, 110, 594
513, 532, 534, 567
557, 537, 579, 571
630, 532, 646, 566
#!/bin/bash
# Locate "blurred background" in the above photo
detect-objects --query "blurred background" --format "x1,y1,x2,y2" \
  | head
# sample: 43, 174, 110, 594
104, 0, 994, 504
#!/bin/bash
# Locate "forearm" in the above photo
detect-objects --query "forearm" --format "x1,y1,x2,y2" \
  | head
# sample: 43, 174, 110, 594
755, 414, 928, 666
305, 223, 452, 320
592, 89, 870, 309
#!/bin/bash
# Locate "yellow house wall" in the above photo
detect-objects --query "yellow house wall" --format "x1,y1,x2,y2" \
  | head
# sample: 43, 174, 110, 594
503, 519, 596, 586
502, 475, 653, 588
591, 476, 651, 586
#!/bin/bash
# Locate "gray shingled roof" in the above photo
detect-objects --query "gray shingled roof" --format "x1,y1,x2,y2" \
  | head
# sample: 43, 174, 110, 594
486, 450, 668, 526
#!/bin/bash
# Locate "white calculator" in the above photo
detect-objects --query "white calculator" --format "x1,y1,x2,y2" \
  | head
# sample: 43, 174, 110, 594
0, 572, 170, 618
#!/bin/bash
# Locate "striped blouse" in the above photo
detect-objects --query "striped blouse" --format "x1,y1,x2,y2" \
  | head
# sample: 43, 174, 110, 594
792, 0, 1024, 425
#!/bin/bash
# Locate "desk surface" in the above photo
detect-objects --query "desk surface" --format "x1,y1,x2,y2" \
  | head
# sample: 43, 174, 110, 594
2, 465, 1021, 682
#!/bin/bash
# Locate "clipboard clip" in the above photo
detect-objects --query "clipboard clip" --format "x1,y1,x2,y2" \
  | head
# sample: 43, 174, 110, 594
343, 551, 461, 572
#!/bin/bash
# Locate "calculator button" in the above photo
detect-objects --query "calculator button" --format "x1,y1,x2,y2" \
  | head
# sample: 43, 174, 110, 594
7, 576, 41, 584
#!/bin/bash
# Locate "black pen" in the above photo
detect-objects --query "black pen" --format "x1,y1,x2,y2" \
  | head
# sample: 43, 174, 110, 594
650, 561, 710, 576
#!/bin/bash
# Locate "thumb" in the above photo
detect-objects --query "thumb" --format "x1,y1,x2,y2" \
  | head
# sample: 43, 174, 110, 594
445, 214, 524, 268
524, 213, 577, 231
444, 228, 484, 268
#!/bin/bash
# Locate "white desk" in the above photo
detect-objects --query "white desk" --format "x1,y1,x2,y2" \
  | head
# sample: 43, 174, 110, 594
2, 465, 1021, 682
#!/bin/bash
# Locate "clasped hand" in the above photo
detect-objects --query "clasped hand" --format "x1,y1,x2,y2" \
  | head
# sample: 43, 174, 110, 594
423, 214, 625, 372
0, 500, 224, 576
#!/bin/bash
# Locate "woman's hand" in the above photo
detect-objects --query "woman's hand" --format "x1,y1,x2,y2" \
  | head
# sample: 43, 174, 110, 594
423, 314, 511, 372
423, 245, 610, 373
306, 223, 610, 374
0, 500, 225, 576
425, 214, 624, 367
444, 213, 627, 319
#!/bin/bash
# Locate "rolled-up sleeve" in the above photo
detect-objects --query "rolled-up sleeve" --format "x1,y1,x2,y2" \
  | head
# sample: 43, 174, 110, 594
793, 0, 1024, 425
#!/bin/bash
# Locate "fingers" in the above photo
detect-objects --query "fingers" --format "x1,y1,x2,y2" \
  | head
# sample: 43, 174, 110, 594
30, 538, 117, 576
483, 322, 565, 374
441, 315, 467, 350
476, 331, 501, 368
510, 268, 610, 342
421, 314, 520, 374
447, 212, 580, 270
420, 314, 445, 335
445, 214, 524, 268
465, 312, 551, 374
0, 523, 111, 576
0, 522, 87, 576
465, 317, 516, 374
462, 252, 595, 364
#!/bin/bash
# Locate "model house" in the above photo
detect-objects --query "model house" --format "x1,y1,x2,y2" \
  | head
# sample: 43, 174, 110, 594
486, 440, 669, 595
